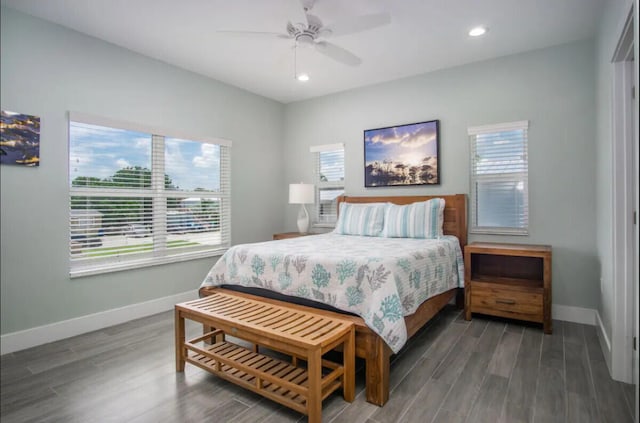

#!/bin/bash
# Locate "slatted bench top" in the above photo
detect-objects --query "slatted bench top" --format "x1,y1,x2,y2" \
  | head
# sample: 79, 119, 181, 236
176, 291, 354, 350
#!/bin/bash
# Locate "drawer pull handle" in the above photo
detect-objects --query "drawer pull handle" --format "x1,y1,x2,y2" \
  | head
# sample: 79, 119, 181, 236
496, 299, 516, 305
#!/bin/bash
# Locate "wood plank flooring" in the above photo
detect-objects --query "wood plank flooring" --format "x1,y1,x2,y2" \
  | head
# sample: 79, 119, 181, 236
0, 306, 635, 423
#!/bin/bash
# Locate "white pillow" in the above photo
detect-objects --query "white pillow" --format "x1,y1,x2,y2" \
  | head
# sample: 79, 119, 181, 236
334, 202, 387, 237
382, 198, 445, 238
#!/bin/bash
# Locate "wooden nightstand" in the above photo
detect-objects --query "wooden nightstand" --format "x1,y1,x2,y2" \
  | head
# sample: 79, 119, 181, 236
464, 242, 552, 333
273, 232, 312, 240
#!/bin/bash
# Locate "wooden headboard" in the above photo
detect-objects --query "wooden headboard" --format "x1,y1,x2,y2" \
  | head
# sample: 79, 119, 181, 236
336, 194, 468, 247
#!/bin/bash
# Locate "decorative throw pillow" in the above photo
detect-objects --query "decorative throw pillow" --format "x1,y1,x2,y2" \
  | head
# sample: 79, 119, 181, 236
334, 202, 387, 237
382, 198, 445, 238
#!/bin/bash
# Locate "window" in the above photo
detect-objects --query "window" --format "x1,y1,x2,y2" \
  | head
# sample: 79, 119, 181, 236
69, 112, 231, 277
310, 143, 344, 227
469, 121, 529, 235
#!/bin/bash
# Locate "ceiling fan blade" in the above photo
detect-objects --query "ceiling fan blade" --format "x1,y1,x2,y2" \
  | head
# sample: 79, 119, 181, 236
324, 13, 391, 37
314, 41, 362, 66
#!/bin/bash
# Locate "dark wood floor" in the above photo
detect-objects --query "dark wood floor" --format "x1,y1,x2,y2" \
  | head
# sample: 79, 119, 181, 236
1, 306, 635, 423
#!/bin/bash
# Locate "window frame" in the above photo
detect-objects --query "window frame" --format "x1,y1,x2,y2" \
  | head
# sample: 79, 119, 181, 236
468, 120, 529, 235
310, 143, 345, 228
68, 112, 231, 278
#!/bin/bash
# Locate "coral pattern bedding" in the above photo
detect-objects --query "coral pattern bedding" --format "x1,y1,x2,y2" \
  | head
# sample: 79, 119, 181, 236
201, 233, 464, 353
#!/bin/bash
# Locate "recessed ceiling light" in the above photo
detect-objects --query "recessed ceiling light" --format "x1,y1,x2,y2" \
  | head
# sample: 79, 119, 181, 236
469, 26, 487, 37
296, 73, 310, 82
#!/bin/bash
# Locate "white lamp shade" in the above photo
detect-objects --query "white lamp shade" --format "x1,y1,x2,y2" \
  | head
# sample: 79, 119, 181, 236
289, 183, 315, 204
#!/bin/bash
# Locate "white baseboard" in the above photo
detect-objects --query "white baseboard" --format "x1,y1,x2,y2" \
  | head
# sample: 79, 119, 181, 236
0, 291, 197, 355
552, 304, 596, 325
595, 310, 613, 373
595, 311, 612, 353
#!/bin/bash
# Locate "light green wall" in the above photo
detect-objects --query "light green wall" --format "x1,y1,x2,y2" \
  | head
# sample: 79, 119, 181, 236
284, 39, 599, 310
0, 8, 286, 335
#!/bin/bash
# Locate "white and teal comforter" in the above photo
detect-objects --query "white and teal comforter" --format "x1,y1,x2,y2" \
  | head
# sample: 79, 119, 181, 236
201, 233, 464, 353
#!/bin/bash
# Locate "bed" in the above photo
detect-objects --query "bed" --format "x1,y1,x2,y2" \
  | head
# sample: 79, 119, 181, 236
199, 194, 467, 406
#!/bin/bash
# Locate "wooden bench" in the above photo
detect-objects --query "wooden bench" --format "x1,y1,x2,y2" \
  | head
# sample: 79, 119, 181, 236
175, 290, 355, 423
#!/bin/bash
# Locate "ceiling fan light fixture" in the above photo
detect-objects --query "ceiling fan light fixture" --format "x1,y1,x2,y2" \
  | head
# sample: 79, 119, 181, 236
469, 26, 487, 37
296, 34, 315, 47
296, 73, 310, 82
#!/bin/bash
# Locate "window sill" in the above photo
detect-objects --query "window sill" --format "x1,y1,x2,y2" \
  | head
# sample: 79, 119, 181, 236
312, 223, 336, 229
470, 228, 529, 236
70, 248, 227, 278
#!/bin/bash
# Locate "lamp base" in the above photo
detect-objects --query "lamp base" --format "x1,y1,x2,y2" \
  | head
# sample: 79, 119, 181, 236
296, 204, 309, 234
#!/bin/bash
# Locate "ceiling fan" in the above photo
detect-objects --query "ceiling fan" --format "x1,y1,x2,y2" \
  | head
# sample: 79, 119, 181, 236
218, 0, 391, 67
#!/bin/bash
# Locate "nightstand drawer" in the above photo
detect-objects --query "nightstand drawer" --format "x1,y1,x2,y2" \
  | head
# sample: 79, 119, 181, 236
470, 283, 543, 323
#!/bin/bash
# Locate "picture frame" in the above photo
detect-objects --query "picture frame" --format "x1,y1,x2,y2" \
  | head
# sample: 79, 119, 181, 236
364, 119, 439, 187
0, 110, 41, 167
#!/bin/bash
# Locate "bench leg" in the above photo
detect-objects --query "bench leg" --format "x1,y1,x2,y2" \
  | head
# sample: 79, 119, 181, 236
203, 324, 225, 344
343, 329, 355, 402
307, 348, 322, 423
365, 335, 390, 406
175, 309, 185, 372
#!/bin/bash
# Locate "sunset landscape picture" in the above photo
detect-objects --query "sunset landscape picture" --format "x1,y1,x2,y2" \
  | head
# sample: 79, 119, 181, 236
0, 110, 41, 166
364, 120, 439, 187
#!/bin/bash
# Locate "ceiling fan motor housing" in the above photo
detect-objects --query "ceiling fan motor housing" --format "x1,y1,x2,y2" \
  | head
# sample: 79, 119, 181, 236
287, 14, 328, 43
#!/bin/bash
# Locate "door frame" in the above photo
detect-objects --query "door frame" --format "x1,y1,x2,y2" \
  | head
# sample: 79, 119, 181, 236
610, 5, 636, 385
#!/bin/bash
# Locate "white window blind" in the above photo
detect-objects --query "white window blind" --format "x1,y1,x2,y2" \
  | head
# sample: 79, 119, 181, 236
469, 121, 529, 235
310, 143, 344, 227
69, 112, 231, 277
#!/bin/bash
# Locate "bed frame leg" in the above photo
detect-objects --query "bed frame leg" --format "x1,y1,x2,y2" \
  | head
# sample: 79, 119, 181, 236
365, 335, 390, 406
455, 287, 465, 309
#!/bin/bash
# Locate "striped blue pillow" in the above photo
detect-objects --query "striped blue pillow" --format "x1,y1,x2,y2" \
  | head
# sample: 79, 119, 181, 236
382, 198, 445, 238
334, 203, 387, 237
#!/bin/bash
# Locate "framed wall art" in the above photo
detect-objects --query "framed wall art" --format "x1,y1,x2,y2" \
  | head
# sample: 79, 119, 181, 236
0, 110, 40, 167
364, 119, 439, 187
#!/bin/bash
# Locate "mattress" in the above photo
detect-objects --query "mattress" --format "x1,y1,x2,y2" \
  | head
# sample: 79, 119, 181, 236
201, 233, 464, 353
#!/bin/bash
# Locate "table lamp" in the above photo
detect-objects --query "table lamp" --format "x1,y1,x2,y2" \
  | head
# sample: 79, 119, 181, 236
289, 183, 315, 234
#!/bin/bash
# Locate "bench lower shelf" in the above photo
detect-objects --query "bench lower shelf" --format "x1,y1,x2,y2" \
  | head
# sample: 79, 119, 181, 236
184, 339, 344, 415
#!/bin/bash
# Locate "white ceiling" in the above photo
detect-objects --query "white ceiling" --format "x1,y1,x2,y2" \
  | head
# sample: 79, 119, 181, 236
1, 0, 604, 104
